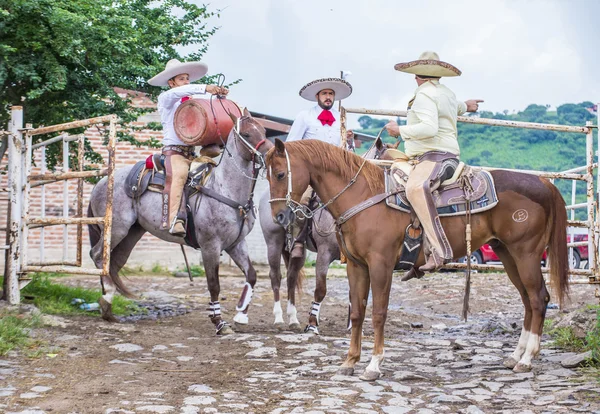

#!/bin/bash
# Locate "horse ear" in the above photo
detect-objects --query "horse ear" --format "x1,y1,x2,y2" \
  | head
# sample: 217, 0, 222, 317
243, 107, 251, 118
229, 112, 238, 124
274, 138, 286, 156
375, 136, 384, 151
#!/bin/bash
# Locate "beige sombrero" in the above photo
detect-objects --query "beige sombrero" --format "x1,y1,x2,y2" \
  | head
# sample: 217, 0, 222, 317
148, 59, 209, 86
394, 51, 461, 78
299, 78, 353, 102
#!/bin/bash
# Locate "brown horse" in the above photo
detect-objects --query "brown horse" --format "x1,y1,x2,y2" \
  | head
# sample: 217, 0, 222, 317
266, 139, 568, 381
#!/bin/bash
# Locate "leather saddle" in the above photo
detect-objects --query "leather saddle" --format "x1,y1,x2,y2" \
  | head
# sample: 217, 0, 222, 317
124, 154, 216, 200
384, 154, 499, 216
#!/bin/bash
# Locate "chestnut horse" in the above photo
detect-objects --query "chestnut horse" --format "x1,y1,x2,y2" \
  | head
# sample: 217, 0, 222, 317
266, 139, 568, 381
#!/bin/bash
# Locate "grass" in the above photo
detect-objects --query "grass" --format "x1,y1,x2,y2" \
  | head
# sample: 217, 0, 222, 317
0, 311, 41, 356
304, 259, 346, 269
20, 273, 138, 316
547, 305, 600, 366
173, 264, 205, 278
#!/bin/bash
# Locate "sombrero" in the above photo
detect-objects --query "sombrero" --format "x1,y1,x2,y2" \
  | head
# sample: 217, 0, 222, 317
394, 51, 461, 78
299, 78, 353, 102
148, 59, 209, 86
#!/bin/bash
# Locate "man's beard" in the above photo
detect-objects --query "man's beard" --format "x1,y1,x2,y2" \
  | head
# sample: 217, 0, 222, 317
318, 100, 333, 110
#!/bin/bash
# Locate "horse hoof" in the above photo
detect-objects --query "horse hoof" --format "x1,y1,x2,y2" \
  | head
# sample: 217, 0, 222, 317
503, 357, 518, 369
288, 322, 302, 331
337, 367, 354, 376
303, 325, 319, 335
99, 298, 119, 323
513, 362, 532, 373
233, 312, 248, 325
359, 369, 381, 381
217, 324, 234, 336
274, 322, 285, 330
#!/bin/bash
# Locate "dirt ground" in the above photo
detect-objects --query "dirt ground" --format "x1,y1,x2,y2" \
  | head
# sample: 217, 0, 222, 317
0, 265, 599, 414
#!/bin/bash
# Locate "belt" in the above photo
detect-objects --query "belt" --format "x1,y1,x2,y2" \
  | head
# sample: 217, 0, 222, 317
162, 145, 195, 157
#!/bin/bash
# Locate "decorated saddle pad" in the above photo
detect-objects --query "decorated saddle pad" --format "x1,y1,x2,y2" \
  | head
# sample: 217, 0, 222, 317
384, 164, 499, 217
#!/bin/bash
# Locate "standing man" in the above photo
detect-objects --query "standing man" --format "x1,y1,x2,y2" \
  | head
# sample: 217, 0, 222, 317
286, 77, 354, 258
385, 51, 482, 272
148, 59, 228, 237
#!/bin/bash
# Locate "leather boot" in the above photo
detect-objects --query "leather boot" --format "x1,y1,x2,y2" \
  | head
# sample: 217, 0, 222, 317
169, 219, 186, 237
418, 249, 446, 272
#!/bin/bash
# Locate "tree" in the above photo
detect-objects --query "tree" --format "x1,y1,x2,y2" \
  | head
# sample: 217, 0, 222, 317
0, 0, 220, 165
358, 115, 372, 129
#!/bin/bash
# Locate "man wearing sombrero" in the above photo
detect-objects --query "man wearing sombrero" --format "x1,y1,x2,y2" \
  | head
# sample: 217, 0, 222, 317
148, 59, 229, 236
385, 51, 483, 272
286, 77, 354, 258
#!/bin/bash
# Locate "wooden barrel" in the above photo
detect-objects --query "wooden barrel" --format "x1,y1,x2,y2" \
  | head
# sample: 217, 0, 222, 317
173, 98, 242, 146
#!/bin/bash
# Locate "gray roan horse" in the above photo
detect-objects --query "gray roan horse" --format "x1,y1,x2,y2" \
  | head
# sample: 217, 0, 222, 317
88, 110, 273, 334
258, 137, 389, 334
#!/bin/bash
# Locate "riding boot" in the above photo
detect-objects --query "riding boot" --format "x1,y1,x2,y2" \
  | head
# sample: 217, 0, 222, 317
291, 219, 308, 259
169, 194, 189, 237
418, 248, 447, 272
405, 157, 455, 273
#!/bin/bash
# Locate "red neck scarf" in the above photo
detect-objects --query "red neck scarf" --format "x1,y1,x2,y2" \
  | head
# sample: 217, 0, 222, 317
181, 96, 191, 103
317, 109, 335, 126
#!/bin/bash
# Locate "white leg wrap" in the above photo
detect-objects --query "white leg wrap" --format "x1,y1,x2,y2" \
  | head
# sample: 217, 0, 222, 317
236, 282, 253, 312
509, 328, 530, 362
273, 301, 284, 324
207, 301, 221, 319
309, 301, 322, 326
365, 351, 385, 374
519, 333, 541, 366
287, 301, 299, 325
233, 312, 248, 324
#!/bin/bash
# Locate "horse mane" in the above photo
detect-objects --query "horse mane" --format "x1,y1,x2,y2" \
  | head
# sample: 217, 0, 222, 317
285, 140, 384, 194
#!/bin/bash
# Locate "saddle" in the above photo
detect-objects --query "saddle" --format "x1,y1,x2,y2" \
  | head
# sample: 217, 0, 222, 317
124, 154, 217, 249
384, 156, 499, 216
124, 154, 216, 199
382, 152, 498, 271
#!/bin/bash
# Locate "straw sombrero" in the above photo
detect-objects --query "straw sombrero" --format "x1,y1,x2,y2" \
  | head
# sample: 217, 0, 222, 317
148, 59, 209, 86
394, 51, 461, 78
299, 78, 353, 102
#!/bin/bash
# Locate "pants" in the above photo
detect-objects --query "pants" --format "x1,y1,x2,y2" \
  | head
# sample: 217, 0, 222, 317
405, 152, 458, 260
161, 146, 194, 230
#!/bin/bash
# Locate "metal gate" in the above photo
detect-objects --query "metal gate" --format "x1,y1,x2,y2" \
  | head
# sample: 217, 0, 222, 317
4, 106, 117, 304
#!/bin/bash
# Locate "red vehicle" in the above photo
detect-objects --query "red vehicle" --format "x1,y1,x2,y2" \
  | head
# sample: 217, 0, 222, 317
460, 232, 588, 269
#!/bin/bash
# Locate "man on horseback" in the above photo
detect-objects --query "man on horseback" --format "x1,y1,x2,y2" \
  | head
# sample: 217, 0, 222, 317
384, 51, 483, 272
286, 77, 354, 258
148, 59, 229, 236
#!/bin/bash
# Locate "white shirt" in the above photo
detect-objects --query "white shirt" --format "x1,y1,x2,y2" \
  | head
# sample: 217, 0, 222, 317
286, 105, 342, 146
398, 80, 467, 157
157, 84, 207, 147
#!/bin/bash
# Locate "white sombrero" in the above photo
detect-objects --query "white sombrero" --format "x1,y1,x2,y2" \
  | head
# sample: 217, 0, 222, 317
148, 59, 209, 86
394, 51, 461, 78
299, 78, 353, 102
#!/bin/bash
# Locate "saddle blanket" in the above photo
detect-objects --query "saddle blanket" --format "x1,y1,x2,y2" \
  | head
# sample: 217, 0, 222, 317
384, 165, 499, 217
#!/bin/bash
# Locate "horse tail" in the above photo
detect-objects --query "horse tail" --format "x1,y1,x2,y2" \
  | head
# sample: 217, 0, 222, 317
296, 266, 305, 295
288, 256, 305, 296
547, 183, 569, 307
87, 202, 136, 298
87, 203, 102, 252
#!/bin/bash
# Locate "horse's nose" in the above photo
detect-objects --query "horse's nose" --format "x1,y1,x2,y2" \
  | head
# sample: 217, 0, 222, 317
276, 211, 288, 227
